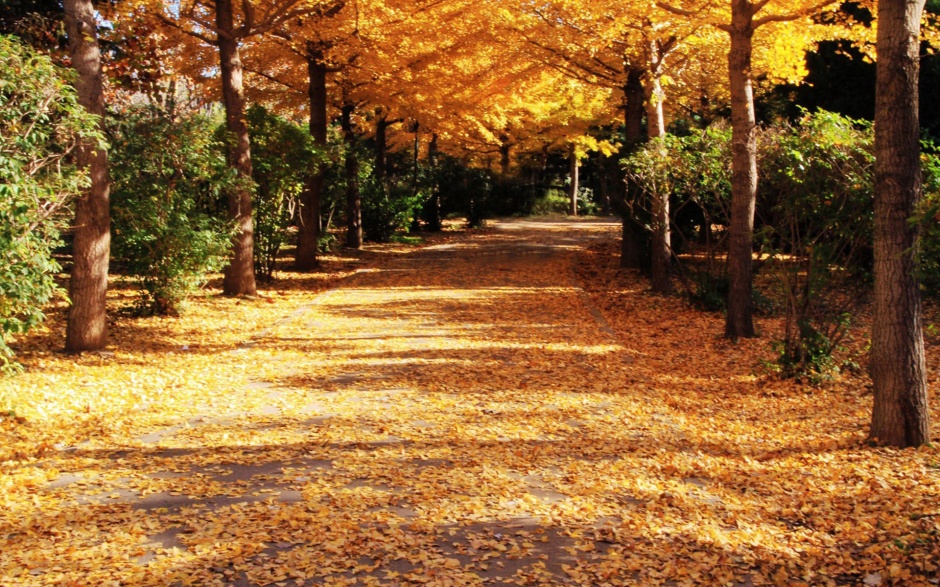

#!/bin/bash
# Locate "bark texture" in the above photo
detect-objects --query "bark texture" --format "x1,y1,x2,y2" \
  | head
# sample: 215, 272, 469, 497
296, 47, 327, 271
217, 0, 257, 295
342, 103, 362, 249
64, 0, 110, 352
647, 74, 671, 294
620, 66, 649, 271
426, 134, 442, 232
568, 146, 579, 217
870, 0, 931, 447
724, 3, 758, 338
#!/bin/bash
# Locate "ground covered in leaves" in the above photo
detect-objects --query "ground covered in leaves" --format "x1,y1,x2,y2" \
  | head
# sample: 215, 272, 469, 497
1, 218, 938, 587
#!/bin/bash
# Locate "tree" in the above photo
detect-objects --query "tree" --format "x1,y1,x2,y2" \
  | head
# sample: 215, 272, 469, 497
869, 0, 932, 447
155, 0, 324, 294
63, 0, 111, 352
0, 34, 101, 372
658, 0, 841, 337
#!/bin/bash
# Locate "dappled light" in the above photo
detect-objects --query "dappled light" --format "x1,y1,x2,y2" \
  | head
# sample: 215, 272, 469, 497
1, 221, 938, 586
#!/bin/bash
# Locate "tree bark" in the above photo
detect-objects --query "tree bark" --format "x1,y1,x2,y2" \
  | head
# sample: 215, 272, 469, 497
568, 145, 579, 217
620, 65, 649, 271
647, 74, 672, 294
426, 133, 442, 231
64, 0, 110, 352
870, 0, 931, 447
342, 103, 362, 249
724, 3, 758, 338
623, 67, 646, 146
217, 0, 256, 295
296, 46, 327, 271
375, 114, 388, 184
499, 136, 512, 176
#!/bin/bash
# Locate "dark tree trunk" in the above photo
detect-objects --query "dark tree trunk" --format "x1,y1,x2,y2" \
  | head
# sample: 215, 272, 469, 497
426, 133, 442, 231
624, 67, 646, 146
569, 146, 579, 217
724, 4, 758, 338
620, 67, 650, 271
870, 0, 931, 447
217, 0, 256, 295
499, 137, 511, 176
296, 46, 327, 271
342, 103, 362, 249
375, 114, 388, 184
64, 0, 110, 352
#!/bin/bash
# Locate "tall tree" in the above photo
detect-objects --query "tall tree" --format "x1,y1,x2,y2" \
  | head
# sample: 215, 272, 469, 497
64, 0, 110, 352
658, 0, 841, 337
157, 0, 322, 293
869, 0, 932, 447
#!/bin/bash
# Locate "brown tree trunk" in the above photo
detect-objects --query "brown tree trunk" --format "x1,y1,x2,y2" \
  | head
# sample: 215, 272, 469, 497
342, 103, 362, 249
499, 137, 512, 176
217, 0, 256, 295
375, 114, 388, 184
647, 75, 672, 294
870, 0, 931, 447
724, 5, 758, 338
568, 146, 579, 217
296, 47, 327, 271
620, 66, 649, 271
623, 67, 646, 146
64, 0, 110, 352
427, 133, 442, 231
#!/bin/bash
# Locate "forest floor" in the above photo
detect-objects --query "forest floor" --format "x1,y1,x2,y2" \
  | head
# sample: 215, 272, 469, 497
1, 218, 939, 587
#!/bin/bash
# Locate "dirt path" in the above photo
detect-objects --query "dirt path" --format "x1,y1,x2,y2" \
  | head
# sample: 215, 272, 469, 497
9, 219, 937, 586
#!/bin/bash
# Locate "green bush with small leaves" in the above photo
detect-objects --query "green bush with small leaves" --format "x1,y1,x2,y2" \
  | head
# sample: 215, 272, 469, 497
110, 107, 237, 315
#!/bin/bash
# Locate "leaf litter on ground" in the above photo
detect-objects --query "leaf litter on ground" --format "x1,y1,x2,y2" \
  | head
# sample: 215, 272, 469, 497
0, 218, 938, 587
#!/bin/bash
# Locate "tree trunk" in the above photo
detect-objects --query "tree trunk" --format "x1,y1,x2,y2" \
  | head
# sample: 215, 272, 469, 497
647, 74, 672, 294
296, 47, 327, 271
342, 103, 362, 249
623, 67, 646, 146
620, 66, 650, 271
64, 0, 110, 352
375, 114, 388, 184
426, 133, 442, 231
870, 0, 931, 447
499, 137, 511, 176
217, 0, 256, 295
724, 6, 758, 338
568, 146, 579, 217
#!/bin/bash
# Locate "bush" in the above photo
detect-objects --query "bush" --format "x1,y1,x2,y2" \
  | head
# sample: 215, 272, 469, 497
758, 110, 874, 379
247, 105, 318, 279
110, 107, 237, 315
0, 35, 101, 373
918, 144, 940, 295
361, 176, 423, 242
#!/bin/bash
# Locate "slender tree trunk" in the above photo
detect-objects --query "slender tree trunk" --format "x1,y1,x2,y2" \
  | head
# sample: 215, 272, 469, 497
724, 6, 758, 338
296, 47, 327, 271
870, 0, 931, 447
427, 133, 442, 231
375, 114, 388, 184
647, 74, 672, 294
64, 0, 110, 352
342, 103, 362, 249
499, 136, 512, 176
217, 0, 256, 295
412, 121, 420, 197
569, 146, 579, 217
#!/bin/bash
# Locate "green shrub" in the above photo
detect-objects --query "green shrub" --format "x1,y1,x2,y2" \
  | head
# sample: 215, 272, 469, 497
918, 144, 940, 295
361, 176, 423, 242
0, 35, 101, 373
110, 107, 237, 315
247, 105, 318, 279
759, 109, 874, 379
